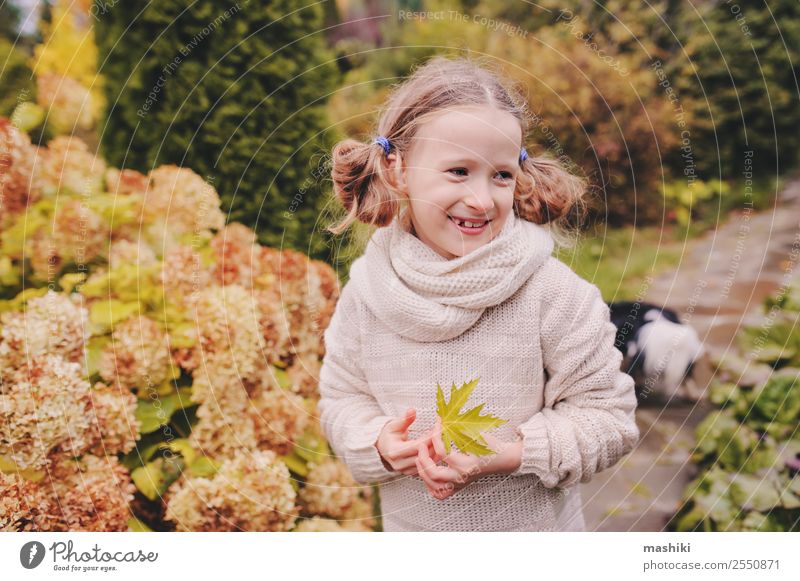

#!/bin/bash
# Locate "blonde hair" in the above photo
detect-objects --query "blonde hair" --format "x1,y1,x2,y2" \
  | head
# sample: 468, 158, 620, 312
327, 55, 590, 248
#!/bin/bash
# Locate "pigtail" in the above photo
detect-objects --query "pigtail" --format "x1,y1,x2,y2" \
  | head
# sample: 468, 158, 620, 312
514, 154, 592, 249
326, 138, 403, 236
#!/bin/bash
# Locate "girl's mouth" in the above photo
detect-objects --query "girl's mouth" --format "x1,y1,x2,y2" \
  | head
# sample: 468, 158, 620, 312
447, 215, 490, 235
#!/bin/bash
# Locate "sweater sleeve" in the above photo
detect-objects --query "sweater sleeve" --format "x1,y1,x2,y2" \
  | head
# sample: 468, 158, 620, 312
509, 259, 640, 488
316, 282, 400, 486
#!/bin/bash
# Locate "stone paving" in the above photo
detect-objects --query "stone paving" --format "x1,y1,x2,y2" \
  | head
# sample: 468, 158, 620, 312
580, 177, 800, 531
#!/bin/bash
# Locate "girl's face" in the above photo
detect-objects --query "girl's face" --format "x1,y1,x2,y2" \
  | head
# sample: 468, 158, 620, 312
388, 105, 521, 260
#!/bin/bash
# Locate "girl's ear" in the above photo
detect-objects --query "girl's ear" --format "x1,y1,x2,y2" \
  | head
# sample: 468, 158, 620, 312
386, 152, 408, 194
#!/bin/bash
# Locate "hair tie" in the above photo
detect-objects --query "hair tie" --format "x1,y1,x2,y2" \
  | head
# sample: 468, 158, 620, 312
520, 147, 529, 163
373, 136, 391, 156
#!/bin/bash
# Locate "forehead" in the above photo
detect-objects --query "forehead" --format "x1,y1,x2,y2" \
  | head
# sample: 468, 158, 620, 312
410, 106, 522, 163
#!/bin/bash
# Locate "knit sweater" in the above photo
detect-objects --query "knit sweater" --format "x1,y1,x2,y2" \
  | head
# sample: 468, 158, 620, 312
317, 212, 640, 532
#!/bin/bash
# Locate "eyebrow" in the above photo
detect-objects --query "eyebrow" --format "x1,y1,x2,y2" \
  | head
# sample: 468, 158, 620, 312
439, 157, 518, 170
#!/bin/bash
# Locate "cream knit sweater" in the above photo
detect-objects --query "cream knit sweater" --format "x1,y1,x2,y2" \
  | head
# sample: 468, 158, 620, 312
317, 212, 640, 531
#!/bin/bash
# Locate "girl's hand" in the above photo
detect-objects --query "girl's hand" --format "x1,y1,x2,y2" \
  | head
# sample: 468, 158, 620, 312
415, 421, 523, 500
375, 408, 444, 476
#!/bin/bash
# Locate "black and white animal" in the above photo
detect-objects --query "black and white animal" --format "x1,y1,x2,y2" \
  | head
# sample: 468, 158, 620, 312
607, 301, 707, 403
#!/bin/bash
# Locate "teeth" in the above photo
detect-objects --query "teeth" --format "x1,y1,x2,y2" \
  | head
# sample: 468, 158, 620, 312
452, 217, 487, 228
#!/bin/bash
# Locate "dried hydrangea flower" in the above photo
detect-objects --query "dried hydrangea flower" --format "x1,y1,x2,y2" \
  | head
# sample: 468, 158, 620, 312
285, 351, 322, 399
99, 315, 174, 393
36, 136, 106, 197
0, 472, 62, 532
1, 355, 92, 470
84, 381, 139, 456
249, 389, 310, 456
292, 515, 370, 532
0, 118, 42, 226
36, 72, 95, 133
51, 199, 107, 264
159, 244, 212, 307
108, 239, 157, 271
48, 454, 136, 532
210, 222, 260, 287
165, 450, 298, 531
142, 165, 225, 237
104, 167, 148, 197
299, 458, 370, 521
188, 401, 258, 459
186, 285, 266, 386
0, 291, 88, 375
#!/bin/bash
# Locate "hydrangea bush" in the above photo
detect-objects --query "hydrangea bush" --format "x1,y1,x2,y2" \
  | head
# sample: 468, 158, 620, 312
0, 118, 373, 532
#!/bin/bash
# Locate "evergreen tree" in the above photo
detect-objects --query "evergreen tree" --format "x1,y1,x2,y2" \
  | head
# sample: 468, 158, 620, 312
0, 40, 34, 118
669, 0, 800, 180
0, 1, 21, 41
95, 1, 344, 262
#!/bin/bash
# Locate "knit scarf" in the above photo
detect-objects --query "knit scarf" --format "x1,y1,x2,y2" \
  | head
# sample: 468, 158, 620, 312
348, 212, 555, 342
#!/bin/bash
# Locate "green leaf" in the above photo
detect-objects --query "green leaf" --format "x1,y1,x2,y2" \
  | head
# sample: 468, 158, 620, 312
167, 322, 196, 348
135, 397, 177, 434
0, 454, 45, 482
674, 505, 706, 531
293, 432, 331, 465
279, 451, 309, 478
273, 366, 291, 390
85, 336, 110, 377
89, 299, 140, 331
131, 457, 184, 501
159, 439, 196, 466
58, 272, 87, 294
0, 287, 49, 315
729, 473, 782, 512
0, 255, 21, 287
188, 456, 220, 478
435, 377, 508, 456
10, 102, 45, 133
127, 517, 153, 532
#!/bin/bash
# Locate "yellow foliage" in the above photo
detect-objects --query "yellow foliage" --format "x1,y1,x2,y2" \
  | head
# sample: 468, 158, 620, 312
31, 0, 104, 124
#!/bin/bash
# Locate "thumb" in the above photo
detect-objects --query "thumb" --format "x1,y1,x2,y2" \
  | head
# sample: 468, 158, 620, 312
388, 408, 416, 433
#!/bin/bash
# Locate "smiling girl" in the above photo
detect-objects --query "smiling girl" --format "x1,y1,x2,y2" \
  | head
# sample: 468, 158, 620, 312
318, 56, 639, 532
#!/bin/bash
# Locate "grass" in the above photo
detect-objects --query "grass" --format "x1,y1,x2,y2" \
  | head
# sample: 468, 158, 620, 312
555, 222, 697, 302
558, 176, 785, 302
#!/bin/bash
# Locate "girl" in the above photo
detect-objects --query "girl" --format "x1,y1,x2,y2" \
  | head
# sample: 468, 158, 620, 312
317, 56, 639, 532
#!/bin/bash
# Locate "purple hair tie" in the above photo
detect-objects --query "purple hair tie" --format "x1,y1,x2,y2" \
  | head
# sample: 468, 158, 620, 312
520, 147, 529, 163
373, 136, 391, 156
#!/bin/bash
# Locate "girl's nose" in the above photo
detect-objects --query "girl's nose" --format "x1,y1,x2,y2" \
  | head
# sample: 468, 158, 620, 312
464, 186, 495, 214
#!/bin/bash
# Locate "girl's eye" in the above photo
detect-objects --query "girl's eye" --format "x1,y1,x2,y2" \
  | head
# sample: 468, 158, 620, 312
447, 168, 514, 180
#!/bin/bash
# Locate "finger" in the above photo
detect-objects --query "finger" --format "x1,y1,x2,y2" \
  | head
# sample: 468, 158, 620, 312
399, 431, 438, 459
424, 479, 454, 500
418, 443, 460, 482
416, 455, 449, 491
390, 456, 420, 474
441, 453, 480, 482
415, 443, 447, 484
427, 439, 443, 464
426, 481, 449, 500
386, 408, 416, 434
398, 466, 421, 476
441, 449, 470, 467
390, 436, 428, 459
432, 485, 454, 500
431, 419, 447, 461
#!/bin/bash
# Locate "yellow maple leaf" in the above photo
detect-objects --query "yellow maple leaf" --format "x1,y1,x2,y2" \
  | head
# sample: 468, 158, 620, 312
436, 377, 508, 456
